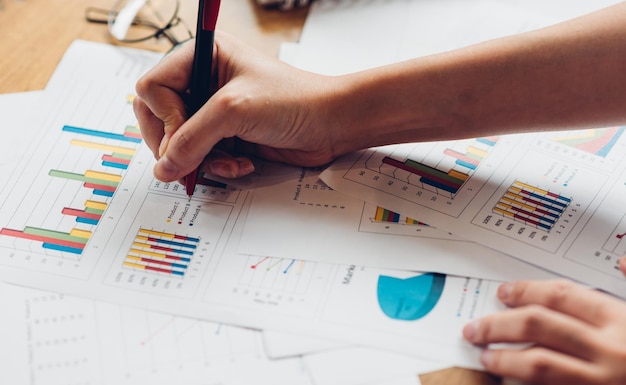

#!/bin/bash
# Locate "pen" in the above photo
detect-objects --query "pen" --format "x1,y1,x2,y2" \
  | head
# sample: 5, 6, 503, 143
184, 0, 221, 200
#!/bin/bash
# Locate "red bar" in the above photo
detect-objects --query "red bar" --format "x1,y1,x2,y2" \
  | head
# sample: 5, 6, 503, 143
83, 182, 117, 192
0, 228, 86, 250
443, 148, 480, 166
102, 155, 131, 165
144, 265, 173, 274
62, 207, 102, 220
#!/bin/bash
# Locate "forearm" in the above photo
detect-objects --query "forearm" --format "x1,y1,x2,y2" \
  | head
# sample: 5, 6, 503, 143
330, 2, 626, 152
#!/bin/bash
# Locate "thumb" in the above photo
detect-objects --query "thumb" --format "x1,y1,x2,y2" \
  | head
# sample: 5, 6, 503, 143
619, 256, 626, 278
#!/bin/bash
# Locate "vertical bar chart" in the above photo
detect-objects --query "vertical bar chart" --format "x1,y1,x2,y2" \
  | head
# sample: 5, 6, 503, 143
123, 228, 199, 277
373, 206, 427, 226
493, 181, 571, 231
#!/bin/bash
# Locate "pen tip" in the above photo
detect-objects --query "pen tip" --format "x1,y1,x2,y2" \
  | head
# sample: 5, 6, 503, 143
187, 195, 192, 202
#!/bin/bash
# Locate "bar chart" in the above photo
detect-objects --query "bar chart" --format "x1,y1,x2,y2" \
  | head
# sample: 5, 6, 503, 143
0, 122, 142, 259
493, 181, 571, 232
376, 137, 497, 196
123, 228, 200, 277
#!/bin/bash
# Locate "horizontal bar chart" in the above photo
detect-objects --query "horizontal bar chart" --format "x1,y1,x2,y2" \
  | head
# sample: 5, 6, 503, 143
493, 181, 571, 231
380, 137, 497, 196
123, 228, 200, 277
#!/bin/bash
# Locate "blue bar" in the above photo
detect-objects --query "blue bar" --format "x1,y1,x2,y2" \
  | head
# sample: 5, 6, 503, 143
171, 263, 188, 269
76, 217, 99, 225
151, 238, 198, 249
527, 191, 569, 208
455, 159, 477, 170
93, 189, 114, 197
420, 177, 460, 194
43, 243, 83, 255
476, 137, 497, 146
63, 125, 142, 143
171, 270, 185, 276
102, 161, 129, 170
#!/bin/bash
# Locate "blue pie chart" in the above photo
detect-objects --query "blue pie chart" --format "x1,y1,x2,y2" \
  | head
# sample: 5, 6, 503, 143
377, 273, 446, 321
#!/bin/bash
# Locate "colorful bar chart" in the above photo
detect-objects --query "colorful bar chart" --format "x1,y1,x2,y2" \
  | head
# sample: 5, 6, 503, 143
381, 137, 497, 195
0, 121, 142, 257
123, 228, 199, 277
373, 206, 428, 226
0, 226, 90, 255
493, 181, 571, 231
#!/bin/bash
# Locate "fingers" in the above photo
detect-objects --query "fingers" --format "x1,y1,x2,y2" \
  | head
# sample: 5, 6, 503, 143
495, 280, 623, 327
479, 347, 602, 385
133, 96, 164, 158
619, 256, 626, 277
463, 305, 596, 360
135, 40, 195, 170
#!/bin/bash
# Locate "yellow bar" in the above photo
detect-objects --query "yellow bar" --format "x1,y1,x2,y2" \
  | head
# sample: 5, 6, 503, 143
466, 146, 488, 158
514, 181, 548, 196
375, 207, 385, 222
501, 196, 536, 212
84, 170, 122, 183
124, 261, 147, 270
126, 94, 136, 104
130, 247, 167, 259
70, 139, 136, 156
494, 206, 515, 218
70, 228, 92, 239
139, 228, 176, 239
84, 200, 108, 211
448, 169, 469, 181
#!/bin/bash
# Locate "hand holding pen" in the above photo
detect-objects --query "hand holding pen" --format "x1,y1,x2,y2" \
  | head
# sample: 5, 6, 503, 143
184, 0, 221, 200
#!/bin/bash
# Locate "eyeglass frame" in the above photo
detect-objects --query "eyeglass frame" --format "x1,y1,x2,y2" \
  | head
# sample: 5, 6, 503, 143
85, 0, 193, 48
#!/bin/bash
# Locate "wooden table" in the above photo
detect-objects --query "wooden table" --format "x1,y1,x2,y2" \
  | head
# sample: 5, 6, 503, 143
0, 1, 501, 383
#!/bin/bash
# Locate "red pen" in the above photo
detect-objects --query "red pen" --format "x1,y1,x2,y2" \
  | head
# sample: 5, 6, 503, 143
184, 0, 221, 200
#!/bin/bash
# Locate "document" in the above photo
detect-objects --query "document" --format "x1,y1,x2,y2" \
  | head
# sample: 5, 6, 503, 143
0, 40, 509, 369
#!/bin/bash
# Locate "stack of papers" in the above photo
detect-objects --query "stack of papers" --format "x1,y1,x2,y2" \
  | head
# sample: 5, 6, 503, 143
0, 0, 623, 383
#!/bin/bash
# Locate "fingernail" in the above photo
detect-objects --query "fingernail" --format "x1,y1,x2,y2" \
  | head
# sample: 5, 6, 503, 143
480, 349, 494, 368
498, 282, 513, 302
463, 319, 480, 342
237, 159, 255, 175
209, 160, 237, 178
156, 155, 179, 181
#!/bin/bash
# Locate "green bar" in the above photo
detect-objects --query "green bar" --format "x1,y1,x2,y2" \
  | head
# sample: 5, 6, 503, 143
112, 152, 134, 160
404, 160, 465, 186
24, 226, 88, 244
85, 207, 105, 215
125, 125, 141, 134
49, 169, 119, 187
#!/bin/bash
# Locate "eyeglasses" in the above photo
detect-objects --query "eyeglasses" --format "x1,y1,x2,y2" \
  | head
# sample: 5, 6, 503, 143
85, 0, 193, 50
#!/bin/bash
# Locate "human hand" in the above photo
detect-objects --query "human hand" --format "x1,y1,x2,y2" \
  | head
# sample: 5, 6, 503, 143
134, 31, 348, 182
463, 273, 626, 385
